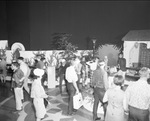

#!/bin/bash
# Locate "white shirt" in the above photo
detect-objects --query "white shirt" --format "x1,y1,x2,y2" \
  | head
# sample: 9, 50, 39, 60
65, 66, 78, 83
125, 79, 150, 110
20, 62, 29, 77
31, 78, 46, 98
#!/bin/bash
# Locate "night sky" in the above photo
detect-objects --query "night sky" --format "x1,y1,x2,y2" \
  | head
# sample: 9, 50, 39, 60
0, 1, 150, 50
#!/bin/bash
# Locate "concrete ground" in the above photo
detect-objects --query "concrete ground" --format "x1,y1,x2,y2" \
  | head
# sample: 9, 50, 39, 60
0, 75, 139, 121
0, 81, 104, 121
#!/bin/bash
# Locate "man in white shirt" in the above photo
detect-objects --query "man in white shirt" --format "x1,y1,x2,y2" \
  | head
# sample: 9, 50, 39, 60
65, 57, 80, 115
125, 67, 150, 121
17, 57, 31, 94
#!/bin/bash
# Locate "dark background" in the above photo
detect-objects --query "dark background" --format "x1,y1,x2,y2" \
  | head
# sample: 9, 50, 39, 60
0, 1, 150, 50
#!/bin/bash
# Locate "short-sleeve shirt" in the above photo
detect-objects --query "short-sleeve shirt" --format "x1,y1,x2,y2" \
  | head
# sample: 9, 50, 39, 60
65, 66, 78, 83
125, 79, 150, 110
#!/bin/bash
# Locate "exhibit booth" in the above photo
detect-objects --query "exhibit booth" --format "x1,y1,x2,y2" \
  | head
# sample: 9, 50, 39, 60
122, 30, 150, 68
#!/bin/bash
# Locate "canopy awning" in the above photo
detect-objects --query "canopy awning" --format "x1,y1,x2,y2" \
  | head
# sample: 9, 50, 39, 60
122, 30, 150, 41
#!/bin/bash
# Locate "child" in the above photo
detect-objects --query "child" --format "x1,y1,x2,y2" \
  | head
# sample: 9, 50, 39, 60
31, 68, 48, 121
103, 75, 126, 121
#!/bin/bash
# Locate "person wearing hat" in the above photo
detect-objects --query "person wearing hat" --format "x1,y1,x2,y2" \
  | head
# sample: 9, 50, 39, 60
91, 60, 109, 121
124, 67, 150, 121
31, 68, 48, 121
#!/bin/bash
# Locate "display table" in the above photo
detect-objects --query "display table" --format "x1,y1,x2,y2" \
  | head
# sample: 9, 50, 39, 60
126, 67, 140, 79
126, 67, 140, 71
47, 66, 56, 88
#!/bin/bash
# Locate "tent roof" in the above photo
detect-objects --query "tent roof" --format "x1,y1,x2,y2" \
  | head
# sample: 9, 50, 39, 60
122, 30, 150, 41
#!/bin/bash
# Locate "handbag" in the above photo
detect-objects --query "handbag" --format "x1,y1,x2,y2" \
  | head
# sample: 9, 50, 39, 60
73, 92, 83, 109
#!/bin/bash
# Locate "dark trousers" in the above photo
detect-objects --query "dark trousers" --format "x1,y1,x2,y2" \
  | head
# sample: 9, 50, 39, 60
128, 106, 149, 121
77, 74, 81, 91
59, 74, 68, 94
44, 98, 48, 107
93, 87, 107, 120
67, 83, 76, 114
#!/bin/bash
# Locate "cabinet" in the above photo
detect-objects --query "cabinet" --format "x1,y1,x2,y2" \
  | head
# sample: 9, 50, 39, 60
139, 43, 150, 68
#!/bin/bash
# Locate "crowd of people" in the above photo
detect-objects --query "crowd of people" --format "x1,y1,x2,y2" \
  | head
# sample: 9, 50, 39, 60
1, 52, 150, 121
57, 52, 150, 121
90, 53, 150, 121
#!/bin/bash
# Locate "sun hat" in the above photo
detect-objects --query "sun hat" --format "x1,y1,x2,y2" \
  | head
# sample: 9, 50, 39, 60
33, 68, 44, 77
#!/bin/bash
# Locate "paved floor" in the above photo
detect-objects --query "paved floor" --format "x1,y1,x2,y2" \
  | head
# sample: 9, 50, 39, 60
0, 75, 136, 121
0, 82, 104, 121
0, 81, 18, 121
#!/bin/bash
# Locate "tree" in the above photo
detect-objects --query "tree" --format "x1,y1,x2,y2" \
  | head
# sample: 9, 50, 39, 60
51, 33, 78, 61
51, 33, 72, 50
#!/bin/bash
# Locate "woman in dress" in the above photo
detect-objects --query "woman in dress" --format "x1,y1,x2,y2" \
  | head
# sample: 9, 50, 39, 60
103, 75, 126, 121
31, 68, 48, 121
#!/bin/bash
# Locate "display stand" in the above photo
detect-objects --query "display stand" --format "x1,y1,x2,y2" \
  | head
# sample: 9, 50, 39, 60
47, 66, 56, 88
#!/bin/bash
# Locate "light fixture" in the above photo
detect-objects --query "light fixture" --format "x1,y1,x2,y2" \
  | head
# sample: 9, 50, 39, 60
92, 38, 97, 57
